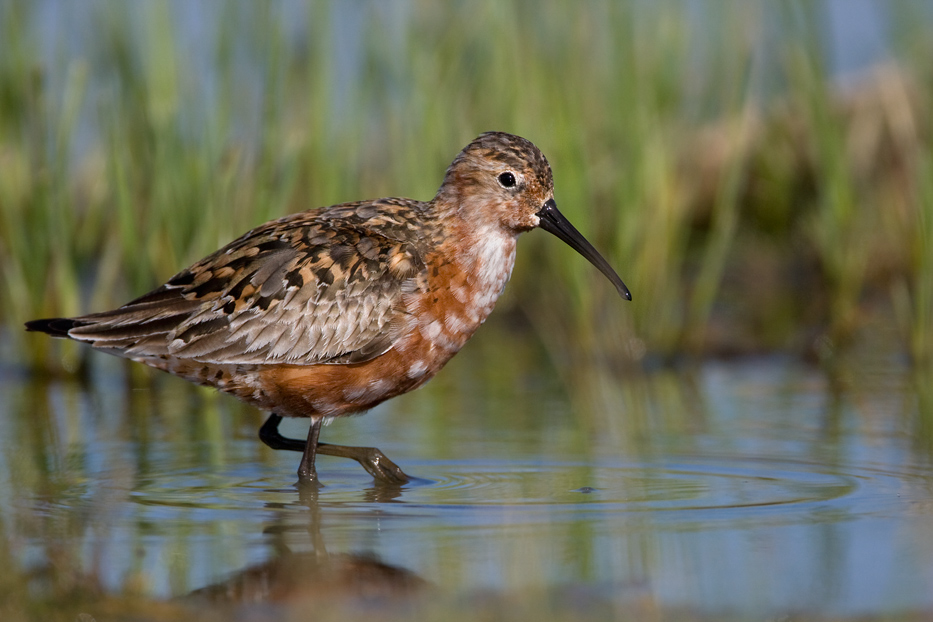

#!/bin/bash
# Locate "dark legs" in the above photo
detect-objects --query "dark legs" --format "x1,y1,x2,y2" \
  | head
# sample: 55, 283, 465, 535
258, 414, 411, 485
298, 417, 323, 482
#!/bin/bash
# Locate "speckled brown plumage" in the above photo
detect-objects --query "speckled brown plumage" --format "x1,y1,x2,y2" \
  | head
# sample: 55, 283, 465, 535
26, 131, 631, 485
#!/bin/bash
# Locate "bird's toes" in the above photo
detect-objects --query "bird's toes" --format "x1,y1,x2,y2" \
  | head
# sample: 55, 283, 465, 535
364, 449, 411, 485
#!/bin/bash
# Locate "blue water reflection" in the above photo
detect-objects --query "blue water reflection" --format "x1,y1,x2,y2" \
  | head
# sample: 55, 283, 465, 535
3, 344, 933, 616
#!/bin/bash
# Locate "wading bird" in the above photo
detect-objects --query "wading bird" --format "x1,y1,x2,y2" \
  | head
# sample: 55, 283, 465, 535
27, 132, 630, 485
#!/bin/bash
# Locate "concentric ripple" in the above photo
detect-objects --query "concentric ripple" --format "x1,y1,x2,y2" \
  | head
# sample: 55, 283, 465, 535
124, 453, 925, 526
408, 458, 855, 509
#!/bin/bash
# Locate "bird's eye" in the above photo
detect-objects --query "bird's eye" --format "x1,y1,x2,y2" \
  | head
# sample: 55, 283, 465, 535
497, 172, 516, 188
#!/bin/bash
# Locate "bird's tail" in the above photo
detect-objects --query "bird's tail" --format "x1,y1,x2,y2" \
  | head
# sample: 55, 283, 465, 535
24, 318, 85, 338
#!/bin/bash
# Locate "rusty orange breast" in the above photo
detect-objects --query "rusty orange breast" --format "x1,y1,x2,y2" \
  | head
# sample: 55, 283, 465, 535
244, 226, 519, 420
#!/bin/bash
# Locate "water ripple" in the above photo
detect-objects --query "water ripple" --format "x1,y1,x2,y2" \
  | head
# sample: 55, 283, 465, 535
122, 453, 929, 527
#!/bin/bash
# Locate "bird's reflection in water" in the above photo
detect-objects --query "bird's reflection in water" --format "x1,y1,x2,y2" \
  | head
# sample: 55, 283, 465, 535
188, 482, 425, 605
189, 550, 427, 604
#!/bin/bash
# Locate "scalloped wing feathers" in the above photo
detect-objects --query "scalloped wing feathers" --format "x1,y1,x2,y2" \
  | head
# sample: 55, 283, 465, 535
65, 199, 431, 366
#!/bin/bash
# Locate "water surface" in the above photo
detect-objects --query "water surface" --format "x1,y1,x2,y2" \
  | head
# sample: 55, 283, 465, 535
3, 329, 932, 619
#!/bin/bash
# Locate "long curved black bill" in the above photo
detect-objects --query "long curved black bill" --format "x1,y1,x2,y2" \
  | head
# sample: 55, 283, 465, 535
536, 199, 632, 301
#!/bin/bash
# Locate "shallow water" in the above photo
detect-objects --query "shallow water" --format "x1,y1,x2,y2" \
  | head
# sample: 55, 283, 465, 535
3, 328, 933, 619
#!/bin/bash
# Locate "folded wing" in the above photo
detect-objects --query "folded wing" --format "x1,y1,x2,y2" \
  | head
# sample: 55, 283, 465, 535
59, 210, 426, 366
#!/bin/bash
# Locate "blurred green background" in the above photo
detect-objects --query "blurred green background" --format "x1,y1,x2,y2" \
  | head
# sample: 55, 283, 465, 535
4, 2, 933, 620
4, 0, 932, 373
